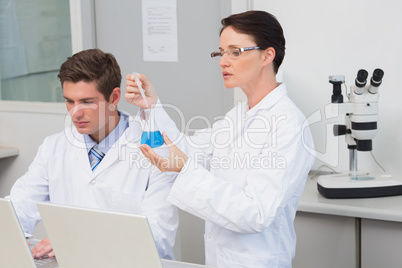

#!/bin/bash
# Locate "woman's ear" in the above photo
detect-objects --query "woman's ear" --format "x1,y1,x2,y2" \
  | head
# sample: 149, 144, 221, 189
262, 47, 276, 66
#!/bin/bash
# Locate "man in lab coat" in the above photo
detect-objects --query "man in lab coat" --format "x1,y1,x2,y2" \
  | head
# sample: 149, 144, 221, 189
6, 49, 178, 260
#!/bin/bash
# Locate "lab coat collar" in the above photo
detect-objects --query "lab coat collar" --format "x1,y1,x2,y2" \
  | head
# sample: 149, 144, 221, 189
92, 110, 143, 177
63, 128, 93, 177
84, 110, 128, 154
244, 82, 287, 119
64, 110, 140, 149
64, 110, 142, 178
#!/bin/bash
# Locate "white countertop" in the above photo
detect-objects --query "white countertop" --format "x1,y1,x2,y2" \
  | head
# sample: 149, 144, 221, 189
162, 259, 215, 268
50, 259, 212, 268
299, 172, 402, 222
0, 146, 19, 159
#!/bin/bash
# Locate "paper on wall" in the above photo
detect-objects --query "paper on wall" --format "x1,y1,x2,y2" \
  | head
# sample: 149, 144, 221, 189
141, 0, 178, 62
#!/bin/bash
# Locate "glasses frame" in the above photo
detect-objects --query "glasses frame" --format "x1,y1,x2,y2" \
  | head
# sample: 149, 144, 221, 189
210, 46, 261, 59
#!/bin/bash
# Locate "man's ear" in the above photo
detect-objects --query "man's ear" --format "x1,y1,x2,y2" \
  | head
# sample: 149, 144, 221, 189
109, 87, 121, 105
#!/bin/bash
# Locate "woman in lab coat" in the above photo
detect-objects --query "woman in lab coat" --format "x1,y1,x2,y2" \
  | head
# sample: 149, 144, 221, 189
126, 11, 315, 268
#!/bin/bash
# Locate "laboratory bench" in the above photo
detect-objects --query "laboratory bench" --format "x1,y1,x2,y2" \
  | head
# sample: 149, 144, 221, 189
161, 259, 214, 268
293, 171, 402, 268
0, 146, 19, 159
45, 259, 212, 268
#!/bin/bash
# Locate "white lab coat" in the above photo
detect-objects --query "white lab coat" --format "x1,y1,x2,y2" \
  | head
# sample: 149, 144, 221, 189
156, 84, 315, 267
7, 110, 178, 260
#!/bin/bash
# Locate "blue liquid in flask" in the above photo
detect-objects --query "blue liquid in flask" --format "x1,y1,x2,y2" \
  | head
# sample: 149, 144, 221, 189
141, 131, 164, 148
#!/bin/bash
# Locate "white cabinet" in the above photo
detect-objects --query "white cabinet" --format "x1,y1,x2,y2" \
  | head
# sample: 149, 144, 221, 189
297, 174, 402, 268
293, 211, 357, 268
361, 219, 402, 268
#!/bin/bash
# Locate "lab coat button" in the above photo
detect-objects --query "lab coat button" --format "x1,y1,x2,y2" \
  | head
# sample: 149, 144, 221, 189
90, 180, 96, 185
206, 232, 212, 240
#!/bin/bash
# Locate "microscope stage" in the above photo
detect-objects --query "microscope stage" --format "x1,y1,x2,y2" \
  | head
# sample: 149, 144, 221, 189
317, 173, 402, 198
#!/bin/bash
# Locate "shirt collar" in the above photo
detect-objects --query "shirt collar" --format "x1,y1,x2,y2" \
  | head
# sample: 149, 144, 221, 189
84, 111, 129, 154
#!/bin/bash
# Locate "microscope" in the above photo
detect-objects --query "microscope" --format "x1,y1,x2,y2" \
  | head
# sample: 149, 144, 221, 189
317, 69, 402, 198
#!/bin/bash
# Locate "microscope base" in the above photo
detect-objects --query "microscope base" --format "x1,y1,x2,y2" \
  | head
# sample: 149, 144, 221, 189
317, 173, 402, 198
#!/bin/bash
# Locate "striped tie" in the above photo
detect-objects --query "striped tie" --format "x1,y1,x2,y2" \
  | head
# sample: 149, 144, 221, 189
89, 145, 105, 171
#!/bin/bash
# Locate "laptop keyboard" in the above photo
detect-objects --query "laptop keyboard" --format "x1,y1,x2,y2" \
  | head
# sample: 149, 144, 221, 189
34, 256, 57, 267
28, 239, 57, 267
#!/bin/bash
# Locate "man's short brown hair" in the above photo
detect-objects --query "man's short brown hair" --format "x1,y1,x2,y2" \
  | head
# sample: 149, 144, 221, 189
58, 49, 122, 101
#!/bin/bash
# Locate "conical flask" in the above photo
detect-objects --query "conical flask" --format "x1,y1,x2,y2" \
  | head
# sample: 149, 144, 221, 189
141, 108, 164, 148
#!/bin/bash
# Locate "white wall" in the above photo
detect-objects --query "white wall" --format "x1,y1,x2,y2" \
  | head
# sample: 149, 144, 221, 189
252, 0, 402, 175
0, 102, 67, 238
0, 102, 66, 198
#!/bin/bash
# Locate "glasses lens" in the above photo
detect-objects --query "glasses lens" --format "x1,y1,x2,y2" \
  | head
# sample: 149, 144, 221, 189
228, 49, 241, 59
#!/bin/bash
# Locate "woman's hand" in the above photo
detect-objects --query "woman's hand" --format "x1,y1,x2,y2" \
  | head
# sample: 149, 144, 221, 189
140, 132, 188, 173
125, 73, 158, 109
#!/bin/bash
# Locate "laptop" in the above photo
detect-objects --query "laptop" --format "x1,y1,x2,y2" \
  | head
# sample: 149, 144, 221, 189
0, 198, 58, 268
37, 202, 166, 268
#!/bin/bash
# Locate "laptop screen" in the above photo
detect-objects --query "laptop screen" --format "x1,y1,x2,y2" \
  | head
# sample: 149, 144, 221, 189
37, 202, 163, 268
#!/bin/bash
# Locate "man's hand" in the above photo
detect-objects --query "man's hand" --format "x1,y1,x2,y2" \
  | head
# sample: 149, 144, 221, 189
31, 238, 55, 259
125, 73, 158, 109
139, 132, 188, 173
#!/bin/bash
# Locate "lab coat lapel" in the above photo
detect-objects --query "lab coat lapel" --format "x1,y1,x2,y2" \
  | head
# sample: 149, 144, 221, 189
65, 127, 93, 177
241, 85, 288, 153
92, 138, 127, 177
92, 114, 142, 177
242, 110, 272, 152
92, 149, 113, 177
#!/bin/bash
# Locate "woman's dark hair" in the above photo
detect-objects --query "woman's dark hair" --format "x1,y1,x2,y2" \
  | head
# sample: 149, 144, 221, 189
58, 49, 122, 101
220, 10, 285, 74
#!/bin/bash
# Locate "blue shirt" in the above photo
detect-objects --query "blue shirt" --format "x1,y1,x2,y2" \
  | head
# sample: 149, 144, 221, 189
84, 111, 129, 163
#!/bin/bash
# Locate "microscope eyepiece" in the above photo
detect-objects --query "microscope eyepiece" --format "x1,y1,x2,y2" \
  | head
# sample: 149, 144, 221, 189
371, 68, 384, 87
353, 69, 368, 95
368, 68, 384, 94
355, 69, 368, 87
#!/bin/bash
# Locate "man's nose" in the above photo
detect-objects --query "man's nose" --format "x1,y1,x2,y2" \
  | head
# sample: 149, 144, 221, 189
70, 104, 85, 118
